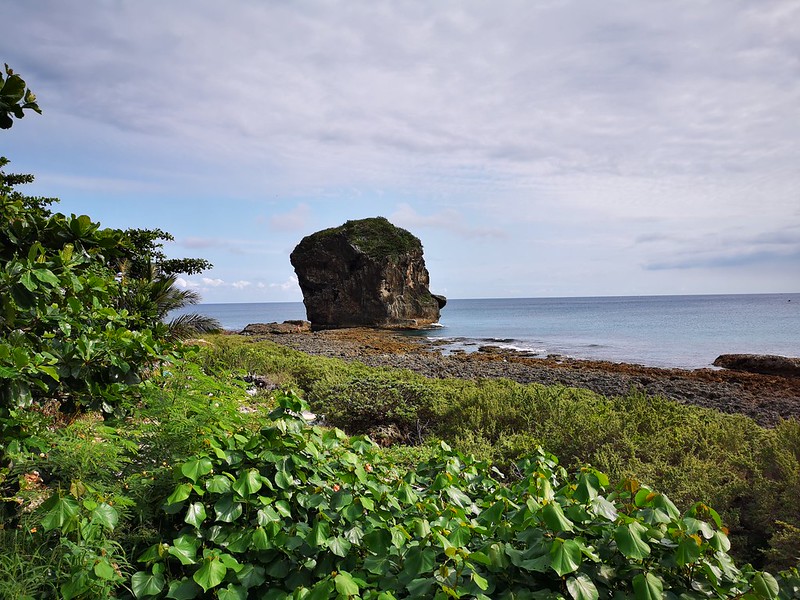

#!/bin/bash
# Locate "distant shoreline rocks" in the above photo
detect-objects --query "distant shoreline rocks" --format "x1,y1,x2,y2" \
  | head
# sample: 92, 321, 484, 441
240, 320, 312, 335
713, 354, 800, 378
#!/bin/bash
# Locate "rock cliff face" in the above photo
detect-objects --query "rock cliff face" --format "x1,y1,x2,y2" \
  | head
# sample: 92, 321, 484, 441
290, 217, 446, 329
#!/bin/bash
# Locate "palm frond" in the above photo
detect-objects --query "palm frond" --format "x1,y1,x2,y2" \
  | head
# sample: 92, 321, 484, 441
167, 312, 222, 340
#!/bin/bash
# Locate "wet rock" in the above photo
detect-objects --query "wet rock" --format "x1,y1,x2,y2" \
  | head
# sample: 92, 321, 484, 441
241, 321, 311, 335
713, 354, 800, 377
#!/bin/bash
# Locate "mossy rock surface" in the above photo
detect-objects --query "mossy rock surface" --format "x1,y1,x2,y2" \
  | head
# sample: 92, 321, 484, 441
315, 216, 422, 261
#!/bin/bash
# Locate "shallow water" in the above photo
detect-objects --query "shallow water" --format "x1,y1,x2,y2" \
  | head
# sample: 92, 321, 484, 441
177, 293, 800, 369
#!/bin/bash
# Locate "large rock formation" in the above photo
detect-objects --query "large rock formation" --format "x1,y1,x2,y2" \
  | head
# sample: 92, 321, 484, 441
290, 217, 446, 330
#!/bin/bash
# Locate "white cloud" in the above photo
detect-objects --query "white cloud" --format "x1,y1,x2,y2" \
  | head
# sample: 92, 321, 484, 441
174, 277, 199, 289
390, 203, 506, 239
268, 204, 311, 231
270, 275, 299, 291
4, 0, 799, 299
232, 280, 252, 289
202, 277, 225, 287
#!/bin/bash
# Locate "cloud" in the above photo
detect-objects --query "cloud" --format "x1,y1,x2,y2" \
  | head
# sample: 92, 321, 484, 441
268, 204, 311, 231
641, 224, 800, 270
4, 0, 799, 299
270, 275, 299, 291
202, 277, 224, 287
390, 203, 506, 239
174, 277, 199, 289
232, 280, 252, 289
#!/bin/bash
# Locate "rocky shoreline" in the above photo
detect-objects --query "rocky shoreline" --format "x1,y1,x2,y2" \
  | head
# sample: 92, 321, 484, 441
236, 326, 800, 427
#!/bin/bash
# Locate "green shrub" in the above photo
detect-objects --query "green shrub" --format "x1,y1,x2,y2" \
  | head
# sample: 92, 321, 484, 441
197, 337, 800, 568
132, 390, 782, 599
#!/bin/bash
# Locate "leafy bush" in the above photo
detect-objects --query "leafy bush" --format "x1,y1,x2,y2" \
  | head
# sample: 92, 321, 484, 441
309, 374, 437, 444
197, 337, 800, 569
132, 390, 782, 599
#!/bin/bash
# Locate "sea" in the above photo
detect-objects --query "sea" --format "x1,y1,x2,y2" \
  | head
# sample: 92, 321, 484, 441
179, 293, 800, 369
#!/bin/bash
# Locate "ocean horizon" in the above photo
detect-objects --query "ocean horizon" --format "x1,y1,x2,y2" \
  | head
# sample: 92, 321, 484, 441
174, 292, 799, 369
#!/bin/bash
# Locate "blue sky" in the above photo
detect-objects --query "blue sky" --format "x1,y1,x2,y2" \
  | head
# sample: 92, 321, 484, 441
3, 0, 799, 303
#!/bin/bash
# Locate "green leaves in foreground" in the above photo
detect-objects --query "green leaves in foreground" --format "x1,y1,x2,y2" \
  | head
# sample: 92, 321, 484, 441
132, 390, 782, 599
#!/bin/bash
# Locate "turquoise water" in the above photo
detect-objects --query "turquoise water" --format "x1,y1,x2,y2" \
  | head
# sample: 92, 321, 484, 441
182, 293, 799, 369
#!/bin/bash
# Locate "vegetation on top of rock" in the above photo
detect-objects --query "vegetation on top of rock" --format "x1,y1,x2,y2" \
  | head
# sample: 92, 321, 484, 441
314, 216, 422, 261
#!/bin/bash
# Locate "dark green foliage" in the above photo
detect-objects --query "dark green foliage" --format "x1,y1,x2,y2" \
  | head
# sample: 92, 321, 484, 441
0, 64, 41, 129
198, 336, 800, 570
310, 216, 422, 260
132, 390, 781, 599
119, 228, 212, 279
0, 158, 168, 431
308, 374, 437, 444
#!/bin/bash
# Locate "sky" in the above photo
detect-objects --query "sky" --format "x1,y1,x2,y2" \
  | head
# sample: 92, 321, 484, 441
2, 0, 799, 303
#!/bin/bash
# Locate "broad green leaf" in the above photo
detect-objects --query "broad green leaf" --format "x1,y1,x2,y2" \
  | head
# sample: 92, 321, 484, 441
589, 496, 618, 521
185, 502, 207, 528
574, 473, 600, 503
676, 536, 701, 566
365, 554, 392, 574
257, 505, 281, 526
169, 535, 200, 565
131, 570, 166, 598
91, 502, 119, 530
41, 495, 80, 532
236, 564, 267, 588
165, 484, 192, 506
396, 482, 418, 504
61, 573, 89, 600
218, 583, 247, 600
166, 578, 202, 599
308, 579, 335, 600
614, 523, 650, 560
93, 559, 119, 581
334, 571, 360, 596
181, 457, 213, 483
329, 536, 352, 557
567, 573, 599, 600
304, 578, 334, 600
364, 528, 391, 555
252, 527, 271, 550
32, 267, 59, 286
632, 572, 663, 600
710, 530, 731, 553
445, 485, 472, 508
214, 494, 243, 523
232, 469, 263, 497
550, 538, 582, 576
310, 519, 331, 547
193, 556, 227, 592
684, 517, 714, 540
448, 525, 472, 547
478, 501, 505, 527
472, 571, 489, 591
543, 501, 574, 533
206, 475, 233, 494
405, 546, 437, 576
274, 470, 292, 489
752, 572, 780, 600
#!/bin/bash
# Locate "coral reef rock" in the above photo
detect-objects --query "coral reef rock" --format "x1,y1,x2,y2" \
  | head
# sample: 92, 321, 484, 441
290, 217, 445, 329
713, 354, 800, 377
240, 321, 312, 335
